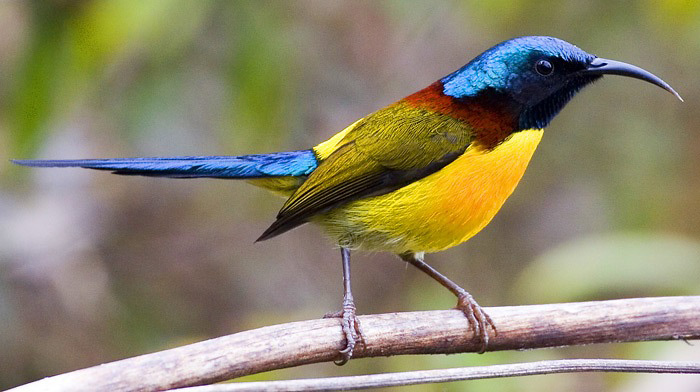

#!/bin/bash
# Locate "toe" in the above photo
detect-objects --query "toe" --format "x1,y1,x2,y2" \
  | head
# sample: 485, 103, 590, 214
456, 292, 495, 353
333, 306, 361, 365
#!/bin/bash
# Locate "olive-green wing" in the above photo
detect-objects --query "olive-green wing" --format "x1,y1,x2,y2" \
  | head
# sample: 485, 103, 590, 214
257, 105, 474, 241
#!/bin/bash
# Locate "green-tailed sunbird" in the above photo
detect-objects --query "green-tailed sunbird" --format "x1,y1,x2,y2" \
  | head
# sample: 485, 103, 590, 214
14, 36, 682, 364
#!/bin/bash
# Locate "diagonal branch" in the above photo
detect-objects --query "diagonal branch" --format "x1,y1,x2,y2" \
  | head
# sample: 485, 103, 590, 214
171, 359, 700, 391
9, 296, 700, 392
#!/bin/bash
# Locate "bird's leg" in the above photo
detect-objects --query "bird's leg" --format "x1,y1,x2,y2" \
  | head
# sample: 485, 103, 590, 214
323, 247, 364, 365
399, 252, 495, 353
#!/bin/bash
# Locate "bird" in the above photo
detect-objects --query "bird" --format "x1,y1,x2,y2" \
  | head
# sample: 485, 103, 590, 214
13, 36, 682, 364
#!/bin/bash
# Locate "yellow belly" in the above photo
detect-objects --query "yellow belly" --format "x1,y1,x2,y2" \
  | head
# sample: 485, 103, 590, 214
316, 129, 543, 253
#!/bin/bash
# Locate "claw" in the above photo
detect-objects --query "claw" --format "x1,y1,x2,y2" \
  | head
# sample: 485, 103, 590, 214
456, 290, 496, 353
326, 302, 364, 365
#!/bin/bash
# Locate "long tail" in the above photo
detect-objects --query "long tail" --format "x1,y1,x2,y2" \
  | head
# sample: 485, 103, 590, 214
12, 150, 318, 179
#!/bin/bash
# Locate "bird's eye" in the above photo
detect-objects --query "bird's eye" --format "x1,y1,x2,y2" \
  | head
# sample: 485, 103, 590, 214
535, 59, 554, 76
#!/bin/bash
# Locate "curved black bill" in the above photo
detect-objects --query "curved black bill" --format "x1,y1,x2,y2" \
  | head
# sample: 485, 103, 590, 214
583, 57, 683, 101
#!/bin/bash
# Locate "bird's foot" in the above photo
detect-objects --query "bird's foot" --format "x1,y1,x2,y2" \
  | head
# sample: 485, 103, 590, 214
323, 300, 365, 365
455, 289, 496, 353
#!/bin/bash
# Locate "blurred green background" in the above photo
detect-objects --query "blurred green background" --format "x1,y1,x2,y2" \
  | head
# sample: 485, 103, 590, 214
1, 0, 699, 390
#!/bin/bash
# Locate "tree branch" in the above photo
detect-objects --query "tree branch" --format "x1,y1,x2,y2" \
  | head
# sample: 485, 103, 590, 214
9, 296, 700, 392
171, 359, 700, 391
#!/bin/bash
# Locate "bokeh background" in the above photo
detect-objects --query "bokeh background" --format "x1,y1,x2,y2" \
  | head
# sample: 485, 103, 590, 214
1, 1, 699, 390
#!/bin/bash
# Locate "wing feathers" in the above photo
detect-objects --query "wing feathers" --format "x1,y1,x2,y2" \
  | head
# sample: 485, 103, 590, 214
258, 113, 472, 241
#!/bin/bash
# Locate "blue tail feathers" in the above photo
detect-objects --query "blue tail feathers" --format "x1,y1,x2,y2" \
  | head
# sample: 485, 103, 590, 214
12, 150, 319, 179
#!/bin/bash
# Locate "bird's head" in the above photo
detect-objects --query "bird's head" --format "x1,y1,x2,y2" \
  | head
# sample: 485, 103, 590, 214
441, 36, 681, 131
